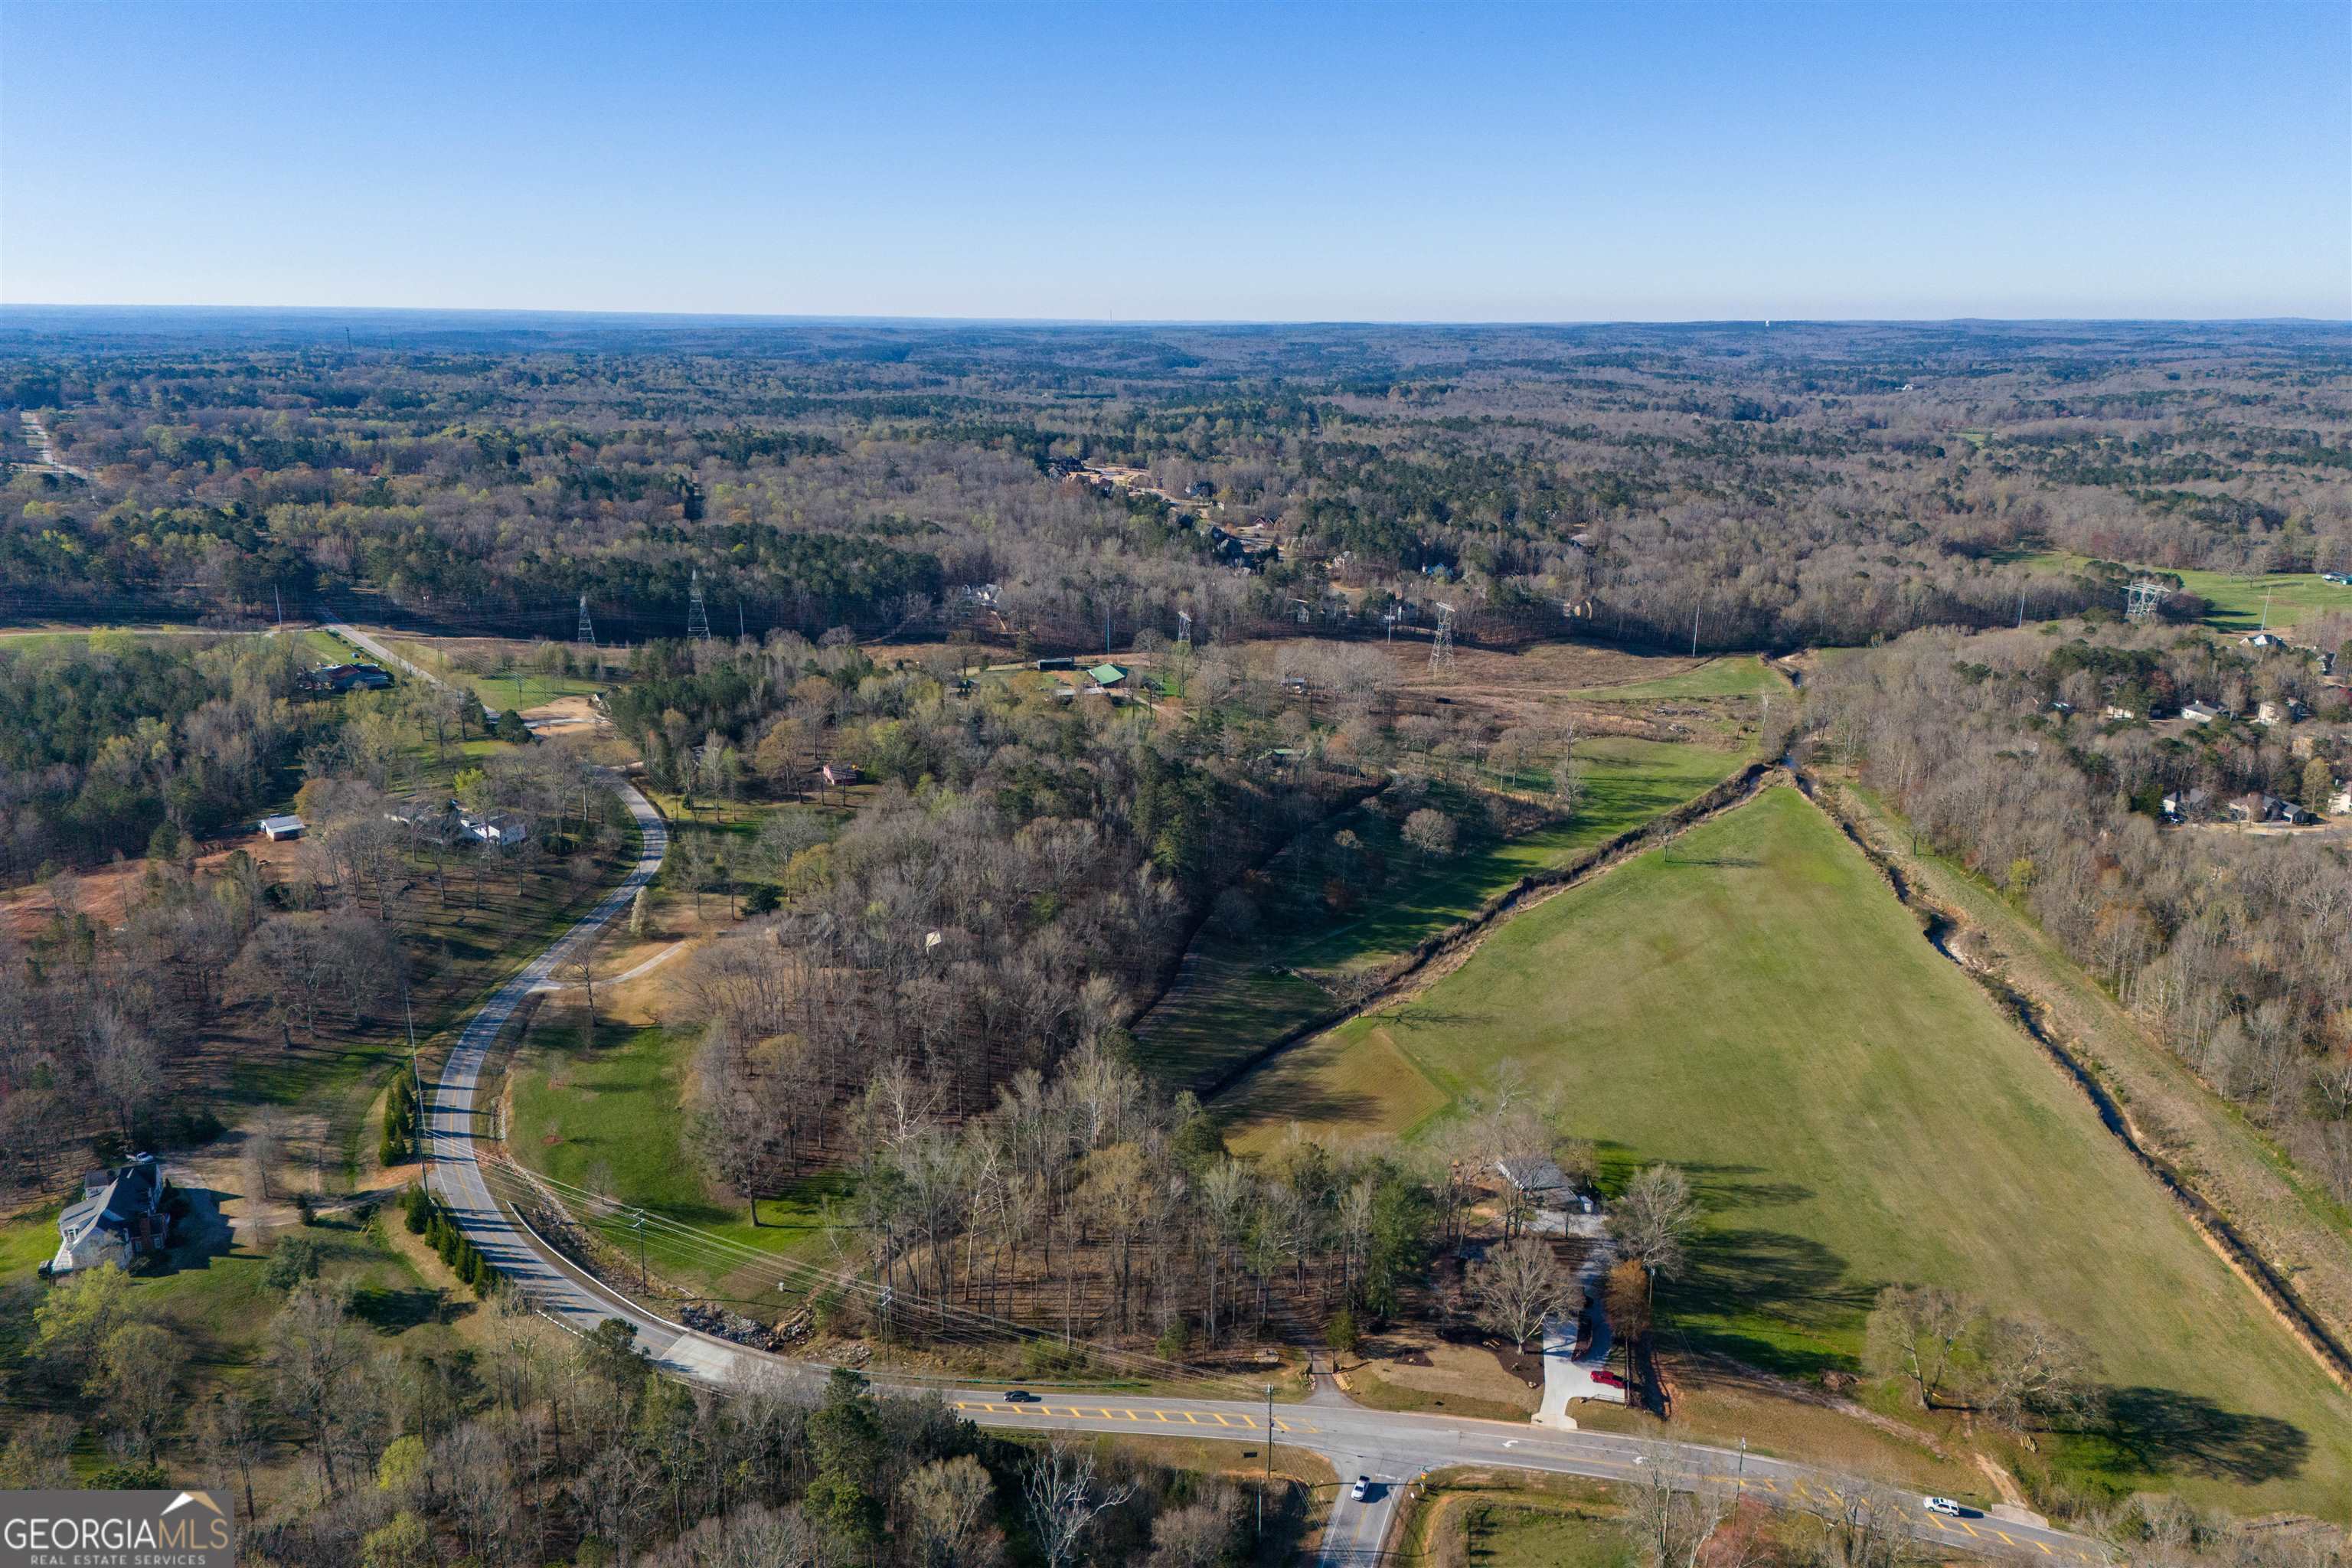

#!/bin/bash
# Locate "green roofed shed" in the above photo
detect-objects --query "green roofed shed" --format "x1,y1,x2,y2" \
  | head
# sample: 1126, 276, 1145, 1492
1087, 663, 1129, 687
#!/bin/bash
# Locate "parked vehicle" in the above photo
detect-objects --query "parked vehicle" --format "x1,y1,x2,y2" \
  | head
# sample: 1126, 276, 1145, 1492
1591, 1368, 1625, 1389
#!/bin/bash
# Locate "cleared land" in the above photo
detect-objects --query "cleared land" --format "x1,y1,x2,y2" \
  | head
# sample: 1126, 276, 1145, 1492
1217, 786, 2352, 1517
1136, 737, 1749, 1093
363, 628, 616, 713
505, 1018, 849, 1298
2016, 551, 2351, 633
1826, 780, 2352, 1355
1557, 655, 1791, 702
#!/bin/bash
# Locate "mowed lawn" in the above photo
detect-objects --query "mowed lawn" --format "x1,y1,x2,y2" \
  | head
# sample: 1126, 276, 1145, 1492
1138, 737, 1750, 1093
1219, 786, 2352, 1517
506, 1021, 851, 1300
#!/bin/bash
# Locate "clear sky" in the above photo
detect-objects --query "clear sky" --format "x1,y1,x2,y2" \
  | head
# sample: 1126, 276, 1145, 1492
3, 1, 2345, 321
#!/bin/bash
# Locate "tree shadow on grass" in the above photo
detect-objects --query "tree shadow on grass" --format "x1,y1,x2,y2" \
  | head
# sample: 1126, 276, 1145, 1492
349, 1285, 446, 1334
2087, 1387, 2310, 1485
1216, 1079, 1389, 1133
1669, 1228, 1878, 1380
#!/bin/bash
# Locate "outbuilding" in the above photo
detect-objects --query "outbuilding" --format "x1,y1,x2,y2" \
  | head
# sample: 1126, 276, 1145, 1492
259, 813, 305, 841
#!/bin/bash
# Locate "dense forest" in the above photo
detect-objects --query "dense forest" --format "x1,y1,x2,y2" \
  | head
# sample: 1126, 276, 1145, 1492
7, 314, 2350, 655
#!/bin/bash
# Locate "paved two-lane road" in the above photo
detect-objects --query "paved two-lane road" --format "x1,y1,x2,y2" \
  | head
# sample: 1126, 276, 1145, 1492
401, 677, 2102, 1564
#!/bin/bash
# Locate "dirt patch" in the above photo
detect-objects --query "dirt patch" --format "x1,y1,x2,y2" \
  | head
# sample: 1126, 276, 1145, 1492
2, 832, 312, 939
523, 694, 606, 737
1356, 1330, 1541, 1412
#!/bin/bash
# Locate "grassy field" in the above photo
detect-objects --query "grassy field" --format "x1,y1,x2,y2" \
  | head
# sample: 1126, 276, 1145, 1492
1216, 786, 2352, 1517
1402, 1475, 1634, 1568
505, 1019, 851, 1302
369, 631, 613, 712
1137, 737, 1750, 1093
1558, 655, 1790, 701
2016, 551, 2351, 633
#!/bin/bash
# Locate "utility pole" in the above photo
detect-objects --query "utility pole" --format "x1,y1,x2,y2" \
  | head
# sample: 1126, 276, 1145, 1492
274, 583, 284, 628
1690, 595, 1704, 658
632, 1211, 648, 1292
2016, 583, 2027, 628
1263, 1382, 1275, 1530
2260, 590, 2272, 632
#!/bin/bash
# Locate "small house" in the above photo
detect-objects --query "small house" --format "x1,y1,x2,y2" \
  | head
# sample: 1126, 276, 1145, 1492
2162, 786, 2213, 822
52, 1155, 168, 1275
1086, 663, 1128, 691
2103, 705, 2138, 721
259, 813, 305, 841
822, 762, 861, 790
1185, 481, 1216, 499
2180, 701, 2223, 725
1495, 1156, 1575, 1209
458, 809, 530, 848
299, 662, 394, 694
2329, 782, 2351, 817
2243, 632, 2285, 651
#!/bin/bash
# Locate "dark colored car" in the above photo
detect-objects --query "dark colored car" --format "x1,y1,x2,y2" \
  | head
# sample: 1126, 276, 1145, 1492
1003, 1390, 1038, 1403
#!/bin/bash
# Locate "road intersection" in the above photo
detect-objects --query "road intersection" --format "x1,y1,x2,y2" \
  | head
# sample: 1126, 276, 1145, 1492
391, 671, 2105, 1564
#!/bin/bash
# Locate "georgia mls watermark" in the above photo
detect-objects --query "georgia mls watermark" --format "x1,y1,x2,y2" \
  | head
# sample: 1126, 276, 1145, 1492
2, 1490, 234, 1568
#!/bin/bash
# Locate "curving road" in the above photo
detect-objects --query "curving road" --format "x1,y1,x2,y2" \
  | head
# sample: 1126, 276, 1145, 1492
405, 717, 2103, 1564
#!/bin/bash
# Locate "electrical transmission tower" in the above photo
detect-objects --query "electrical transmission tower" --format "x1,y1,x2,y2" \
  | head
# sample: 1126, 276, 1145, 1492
686, 570, 712, 642
576, 594, 596, 648
2125, 578, 2165, 622
1429, 603, 1456, 674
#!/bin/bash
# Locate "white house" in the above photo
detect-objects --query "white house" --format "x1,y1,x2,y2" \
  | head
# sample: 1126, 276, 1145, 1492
52, 1155, 168, 1275
259, 814, 305, 841
2331, 782, 2352, 818
458, 809, 529, 848
2180, 701, 2223, 725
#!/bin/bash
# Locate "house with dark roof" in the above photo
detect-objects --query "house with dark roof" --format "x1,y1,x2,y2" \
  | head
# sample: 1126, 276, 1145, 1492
299, 662, 394, 694
52, 1155, 168, 1275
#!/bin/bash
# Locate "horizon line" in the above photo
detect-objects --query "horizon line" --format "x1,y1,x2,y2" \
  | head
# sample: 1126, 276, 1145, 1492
1, 302, 2345, 331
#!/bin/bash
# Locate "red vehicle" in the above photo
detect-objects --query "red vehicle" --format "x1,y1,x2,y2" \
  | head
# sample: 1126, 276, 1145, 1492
1591, 1368, 1625, 1390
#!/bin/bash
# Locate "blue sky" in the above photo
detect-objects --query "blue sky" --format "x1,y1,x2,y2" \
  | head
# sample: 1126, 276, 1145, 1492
3, 1, 2344, 320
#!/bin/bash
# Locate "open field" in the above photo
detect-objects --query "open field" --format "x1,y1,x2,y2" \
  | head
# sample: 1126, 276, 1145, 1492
2015, 551, 2352, 633
1557, 655, 1791, 701
505, 1018, 851, 1301
1137, 737, 1750, 1093
359, 627, 618, 712
1216, 786, 2352, 1517
1825, 779, 2352, 1352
